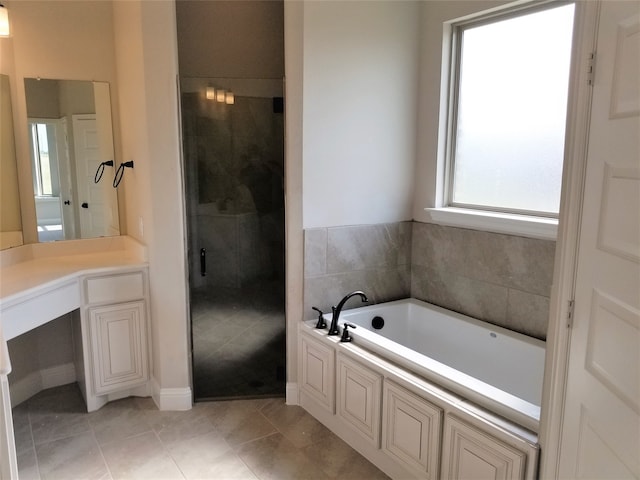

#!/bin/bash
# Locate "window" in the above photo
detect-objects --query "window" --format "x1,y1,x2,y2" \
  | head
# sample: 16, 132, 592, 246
30, 123, 53, 196
28, 121, 61, 197
445, 3, 575, 218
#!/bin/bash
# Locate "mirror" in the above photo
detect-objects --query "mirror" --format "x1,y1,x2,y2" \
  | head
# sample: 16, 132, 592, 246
24, 78, 119, 242
0, 74, 23, 249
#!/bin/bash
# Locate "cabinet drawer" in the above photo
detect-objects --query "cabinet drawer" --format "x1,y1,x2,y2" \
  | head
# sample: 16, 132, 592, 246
85, 271, 145, 305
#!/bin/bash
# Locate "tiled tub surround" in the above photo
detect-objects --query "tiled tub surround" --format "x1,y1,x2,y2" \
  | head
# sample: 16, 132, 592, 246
304, 221, 555, 340
303, 223, 412, 316
411, 222, 555, 340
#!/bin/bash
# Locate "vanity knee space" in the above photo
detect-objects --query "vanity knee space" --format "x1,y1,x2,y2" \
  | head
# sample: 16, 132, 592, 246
299, 330, 539, 480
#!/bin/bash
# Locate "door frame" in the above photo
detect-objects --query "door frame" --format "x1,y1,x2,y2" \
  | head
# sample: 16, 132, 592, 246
538, 1, 600, 477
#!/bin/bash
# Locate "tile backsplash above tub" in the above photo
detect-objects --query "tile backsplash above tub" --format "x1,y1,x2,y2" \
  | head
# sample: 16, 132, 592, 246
303, 223, 412, 316
411, 222, 556, 340
303, 221, 556, 341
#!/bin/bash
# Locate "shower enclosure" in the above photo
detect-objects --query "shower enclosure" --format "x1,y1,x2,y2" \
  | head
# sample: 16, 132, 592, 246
180, 77, 285, 400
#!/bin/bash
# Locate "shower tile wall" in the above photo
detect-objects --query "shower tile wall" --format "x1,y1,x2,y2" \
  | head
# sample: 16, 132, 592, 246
411, 222, 556, 340
194, 206, 268, 288
303, 222, 412, 316
181, 88, 285, 289
303, 221, 555, 340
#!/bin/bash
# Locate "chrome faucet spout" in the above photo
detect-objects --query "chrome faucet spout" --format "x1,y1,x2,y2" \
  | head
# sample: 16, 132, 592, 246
328, 290, 368, 335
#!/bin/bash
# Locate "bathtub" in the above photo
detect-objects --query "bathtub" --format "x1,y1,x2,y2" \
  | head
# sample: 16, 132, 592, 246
326, 298, 545, 432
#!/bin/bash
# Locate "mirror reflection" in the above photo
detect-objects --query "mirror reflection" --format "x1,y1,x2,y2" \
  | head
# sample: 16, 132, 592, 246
0, 74, 23, 250
24, 78, 120, 242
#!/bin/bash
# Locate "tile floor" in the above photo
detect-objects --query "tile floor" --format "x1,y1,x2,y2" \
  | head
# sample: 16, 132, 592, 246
13, 383, 389, 480
191, 281, 286, 400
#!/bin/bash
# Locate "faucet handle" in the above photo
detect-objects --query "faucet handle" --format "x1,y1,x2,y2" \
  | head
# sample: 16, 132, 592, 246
312, 307, 327, 329
340, 322, 356, 342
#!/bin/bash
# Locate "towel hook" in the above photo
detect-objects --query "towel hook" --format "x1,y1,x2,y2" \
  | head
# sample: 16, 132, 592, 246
94, 160, 114, 184
113, 160, 134, 188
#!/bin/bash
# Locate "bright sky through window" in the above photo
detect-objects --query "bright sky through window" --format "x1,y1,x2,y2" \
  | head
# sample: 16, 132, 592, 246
451, 4, 575, 215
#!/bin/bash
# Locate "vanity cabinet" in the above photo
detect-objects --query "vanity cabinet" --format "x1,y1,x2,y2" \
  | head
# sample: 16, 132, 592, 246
0, 238, 151, 477
441, 414, 530, 480
300, 332, 335, 413
88, 301, 148, 395
79, 269, 151, 411
382, 381, 442, 479
337, 353, 382, 448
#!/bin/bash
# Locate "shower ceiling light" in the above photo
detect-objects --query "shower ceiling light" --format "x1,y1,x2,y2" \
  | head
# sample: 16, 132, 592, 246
0, 4, 10, 37
206, 86, 216, 100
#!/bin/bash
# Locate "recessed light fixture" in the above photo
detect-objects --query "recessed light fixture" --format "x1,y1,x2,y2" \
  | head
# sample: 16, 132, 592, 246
0, 3, 10, 37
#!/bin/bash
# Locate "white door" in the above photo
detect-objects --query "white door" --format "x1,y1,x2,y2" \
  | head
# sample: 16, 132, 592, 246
54, 117, 77, 240
558, 1, 640, 478
73, 114, 117, 238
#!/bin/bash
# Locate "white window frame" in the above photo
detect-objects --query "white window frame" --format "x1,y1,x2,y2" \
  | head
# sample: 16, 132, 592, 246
425, 1, 576, 241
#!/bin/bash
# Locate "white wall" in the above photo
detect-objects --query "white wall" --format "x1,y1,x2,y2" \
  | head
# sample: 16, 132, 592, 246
113, 0, 191, 404
176, 0, 284, 79
283, 0, 304, 401
302, 1, 420, 229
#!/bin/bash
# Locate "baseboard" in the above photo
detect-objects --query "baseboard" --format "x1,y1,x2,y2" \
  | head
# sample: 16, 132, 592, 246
10, 362, 76, 407
8, 372, 40, 408
285, 382, 299, 405
41, 363, 77, 390
151, 376, 192, 411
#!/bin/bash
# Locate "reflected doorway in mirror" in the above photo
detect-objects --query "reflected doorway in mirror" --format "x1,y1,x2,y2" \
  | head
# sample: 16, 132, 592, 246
24, 78, 120, 241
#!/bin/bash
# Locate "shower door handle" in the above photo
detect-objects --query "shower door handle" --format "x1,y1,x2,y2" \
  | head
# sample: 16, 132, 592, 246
200, 248, 206, 276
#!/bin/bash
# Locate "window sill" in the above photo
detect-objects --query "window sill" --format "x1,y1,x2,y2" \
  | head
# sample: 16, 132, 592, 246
424, 207, 557, 240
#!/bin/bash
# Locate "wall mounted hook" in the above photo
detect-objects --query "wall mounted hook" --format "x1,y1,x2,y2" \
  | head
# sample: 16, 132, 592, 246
113, 160, 134, 188
94, 160, 114, 184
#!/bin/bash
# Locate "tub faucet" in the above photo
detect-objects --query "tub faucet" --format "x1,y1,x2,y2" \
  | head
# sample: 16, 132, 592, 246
328, 290, 369, 335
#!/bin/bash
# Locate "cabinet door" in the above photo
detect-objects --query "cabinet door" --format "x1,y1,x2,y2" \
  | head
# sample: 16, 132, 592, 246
89, 300, 149, 395
382, 381, 442, 479
441, 414, 528, 480
337, 354, 382, 447
301, 333, 335, 412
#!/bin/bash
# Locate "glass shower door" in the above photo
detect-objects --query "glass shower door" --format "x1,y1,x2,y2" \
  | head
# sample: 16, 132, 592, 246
180, 77, 285, 400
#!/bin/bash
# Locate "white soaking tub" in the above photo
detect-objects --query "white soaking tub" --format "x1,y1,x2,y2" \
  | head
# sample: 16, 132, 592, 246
329, 298, 545, 431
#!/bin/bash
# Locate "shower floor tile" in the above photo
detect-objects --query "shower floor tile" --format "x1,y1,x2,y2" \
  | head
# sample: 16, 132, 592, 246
191, 281, 286, 400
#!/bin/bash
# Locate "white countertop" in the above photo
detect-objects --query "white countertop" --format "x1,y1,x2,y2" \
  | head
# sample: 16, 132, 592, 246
1, 250, 146, 307
1, 236, 147, 301
0, 236, 148, 340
